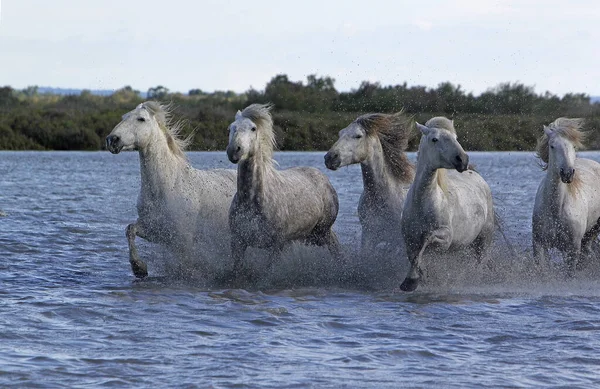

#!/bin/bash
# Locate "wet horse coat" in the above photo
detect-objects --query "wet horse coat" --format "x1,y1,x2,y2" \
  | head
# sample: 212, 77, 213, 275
106, 102, 237, 277
400, 117, 495, 291
324, 112, 415, 255
532, 118, 600, 272
226, 104, 341, 274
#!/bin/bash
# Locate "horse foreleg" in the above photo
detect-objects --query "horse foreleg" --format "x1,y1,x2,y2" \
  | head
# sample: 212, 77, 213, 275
532, 239, 549, 268
231, 238, 247, 276
360, 228, 375, 258
265, 244, 284, 273
126, 223, 149, 279
400, 228, 451, 292
580, 219, 600, 270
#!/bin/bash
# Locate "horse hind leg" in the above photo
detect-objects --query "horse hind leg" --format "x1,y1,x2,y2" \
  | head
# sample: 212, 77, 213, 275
473, 229, 493, 268
307, 227, 344, 263
326, 229, 343, 263
126, 223, 149, 278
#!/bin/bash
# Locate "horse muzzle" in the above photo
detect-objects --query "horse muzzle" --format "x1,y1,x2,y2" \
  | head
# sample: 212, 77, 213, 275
453, 153, 469, 173
105, 135, 123, 154
226, 145, 241, 164
324, 151, 341, 170
560, 167, 575, 184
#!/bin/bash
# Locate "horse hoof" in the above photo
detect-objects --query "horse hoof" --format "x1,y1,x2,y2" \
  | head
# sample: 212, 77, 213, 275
399, 277, 419, 292
131, 261, 148, 279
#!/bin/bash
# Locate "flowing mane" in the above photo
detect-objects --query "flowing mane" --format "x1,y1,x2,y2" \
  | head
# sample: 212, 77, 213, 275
142, 101, 190, 159
536, 117, 586, 170
240, 103, 276, 162
356, 111, 415, 182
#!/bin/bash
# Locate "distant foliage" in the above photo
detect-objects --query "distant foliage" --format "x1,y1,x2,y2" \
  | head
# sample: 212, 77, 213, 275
1, 76, 599, 151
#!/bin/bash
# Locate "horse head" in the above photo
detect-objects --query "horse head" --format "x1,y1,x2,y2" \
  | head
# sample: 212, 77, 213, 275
324, 121, 369, 170
227, 104, 275, 164
106, 102, 161, 154
544, 126, 576, 184
227, 110, 258, 163
416, 119, 468, 172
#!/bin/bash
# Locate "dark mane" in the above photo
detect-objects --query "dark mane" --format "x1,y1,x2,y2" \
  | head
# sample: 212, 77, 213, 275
355, 111, 415, 182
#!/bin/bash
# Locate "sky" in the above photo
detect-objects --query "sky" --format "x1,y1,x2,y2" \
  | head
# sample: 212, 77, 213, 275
0, 0, 599, 96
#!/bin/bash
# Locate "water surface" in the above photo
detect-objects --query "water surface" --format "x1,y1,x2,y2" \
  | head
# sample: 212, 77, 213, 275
1, 151, 600, 388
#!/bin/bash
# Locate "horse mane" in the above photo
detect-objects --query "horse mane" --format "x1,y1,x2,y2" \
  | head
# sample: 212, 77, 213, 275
240, 103, 277, 162
355, 111, 415, 182
424, 116, 456, 134
142, 101, 190, 159
436, 169, 448, 193
536, 117, 586, 170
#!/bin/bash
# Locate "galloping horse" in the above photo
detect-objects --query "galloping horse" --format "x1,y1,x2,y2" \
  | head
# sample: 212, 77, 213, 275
226, 104, 341, 275
106, 102, 236, 278
400, 117, 495, 291
532, 118, 600, 273
324, 112, 414, 255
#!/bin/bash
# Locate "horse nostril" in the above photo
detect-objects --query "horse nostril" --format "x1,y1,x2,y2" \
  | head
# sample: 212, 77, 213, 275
560, 168, 565, 175
236, 146, 241, 152
455, 155, 462, 163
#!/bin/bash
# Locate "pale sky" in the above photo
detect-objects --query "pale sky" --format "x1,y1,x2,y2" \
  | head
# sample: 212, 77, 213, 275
0, 0, 599, 96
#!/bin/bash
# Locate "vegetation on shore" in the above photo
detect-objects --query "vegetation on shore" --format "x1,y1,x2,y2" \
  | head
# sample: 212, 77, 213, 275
1, 76, 599, 152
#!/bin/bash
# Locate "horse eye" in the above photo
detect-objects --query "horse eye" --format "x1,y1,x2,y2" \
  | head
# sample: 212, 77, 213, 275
432, 137, 438, 143
251, 127, 257, 132
550, 145, 555, 149
354, 134, 362, 139
137, 117, 146, 122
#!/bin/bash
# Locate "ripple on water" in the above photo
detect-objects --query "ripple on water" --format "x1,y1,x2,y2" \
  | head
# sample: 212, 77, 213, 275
3, 152, 600, 387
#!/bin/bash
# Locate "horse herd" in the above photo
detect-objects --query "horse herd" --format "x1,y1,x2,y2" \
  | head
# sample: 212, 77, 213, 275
105, 102, 600, 291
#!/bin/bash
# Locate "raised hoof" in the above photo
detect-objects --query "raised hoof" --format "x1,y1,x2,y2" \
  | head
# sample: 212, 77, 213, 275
130, 260, 148, 279
399, 277, 420, 292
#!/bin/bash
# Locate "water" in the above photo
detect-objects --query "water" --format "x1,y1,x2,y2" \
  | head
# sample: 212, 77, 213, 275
2, 150, 600, 388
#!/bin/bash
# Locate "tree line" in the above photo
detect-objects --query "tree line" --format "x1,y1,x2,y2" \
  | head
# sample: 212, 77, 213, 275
1, 75, 599, 152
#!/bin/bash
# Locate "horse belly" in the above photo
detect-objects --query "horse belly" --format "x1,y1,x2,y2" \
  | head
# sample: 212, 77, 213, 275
451, 204, 489, 246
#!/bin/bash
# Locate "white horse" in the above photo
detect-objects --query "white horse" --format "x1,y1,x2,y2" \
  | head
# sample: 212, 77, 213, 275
324, 112, 414, 255
106, 102, 237, 278
400, 117, 495, 291
532, 118, 600, 272
226, 104, 341, 275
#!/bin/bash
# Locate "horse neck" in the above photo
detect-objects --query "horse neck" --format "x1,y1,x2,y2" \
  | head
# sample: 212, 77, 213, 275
360, 137, 400, 197
236, 153, 275, 204
138, 132, 187, 197
412, 151, 445, 200
542, 165, 571, 207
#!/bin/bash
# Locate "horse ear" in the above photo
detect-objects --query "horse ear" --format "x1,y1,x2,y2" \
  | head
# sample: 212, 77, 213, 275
235, 110, 242, 120
543, 125, 553, 137
416, 122, 430, 135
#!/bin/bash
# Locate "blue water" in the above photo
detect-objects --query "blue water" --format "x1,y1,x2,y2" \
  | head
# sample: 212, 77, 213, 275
1, 151, 600, 388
